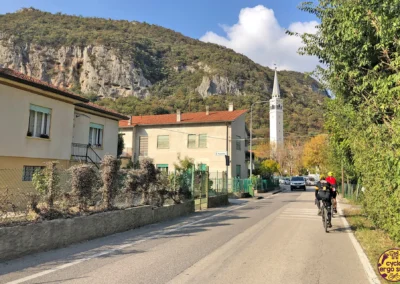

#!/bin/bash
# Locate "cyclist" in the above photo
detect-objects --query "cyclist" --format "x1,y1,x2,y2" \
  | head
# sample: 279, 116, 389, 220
315, 174, 325, 215
315, 174, 333, 227
326, 172, 337, 213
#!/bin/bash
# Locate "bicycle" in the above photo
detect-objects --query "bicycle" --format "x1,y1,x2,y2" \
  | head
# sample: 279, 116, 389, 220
321, 199, 332, 233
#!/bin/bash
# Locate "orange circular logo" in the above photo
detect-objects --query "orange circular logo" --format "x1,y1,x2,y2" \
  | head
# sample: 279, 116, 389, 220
378, 248, 400, 282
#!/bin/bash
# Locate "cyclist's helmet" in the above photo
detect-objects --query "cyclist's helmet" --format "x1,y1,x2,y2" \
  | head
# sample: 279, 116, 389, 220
328, 171, 333, 177
320, 174, 326, 180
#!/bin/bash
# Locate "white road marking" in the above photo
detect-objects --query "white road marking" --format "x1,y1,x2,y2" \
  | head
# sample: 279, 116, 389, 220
337, 202, 380, 284
6, 195, 278, 284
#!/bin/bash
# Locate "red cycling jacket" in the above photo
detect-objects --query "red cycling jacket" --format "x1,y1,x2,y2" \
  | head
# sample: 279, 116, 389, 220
326, 176, 337, 186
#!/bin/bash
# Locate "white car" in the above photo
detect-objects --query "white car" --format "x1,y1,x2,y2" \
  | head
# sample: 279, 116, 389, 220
306, 177, 316, 186
290, 176, 306, 191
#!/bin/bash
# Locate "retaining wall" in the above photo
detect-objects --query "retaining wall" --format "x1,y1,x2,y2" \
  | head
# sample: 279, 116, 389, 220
208, 194, 229, 208
0, 201, 194, 261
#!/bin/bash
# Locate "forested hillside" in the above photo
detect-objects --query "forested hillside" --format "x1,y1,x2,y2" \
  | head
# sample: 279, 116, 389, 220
0, 8, 328, 138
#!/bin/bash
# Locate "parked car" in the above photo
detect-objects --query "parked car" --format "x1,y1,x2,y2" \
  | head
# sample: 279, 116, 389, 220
306, 177, 316, 186
290, 176, 306, 191
284, 178, 290, 185
279, 178, 285, 184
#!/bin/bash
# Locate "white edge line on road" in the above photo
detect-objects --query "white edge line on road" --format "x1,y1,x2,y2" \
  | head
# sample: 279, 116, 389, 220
6, 195, 277, 284
337, 201, 380, 284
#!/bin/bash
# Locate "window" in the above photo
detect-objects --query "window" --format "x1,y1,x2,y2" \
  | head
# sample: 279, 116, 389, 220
236, 165, 241, 178
188, 134, 196, 148
22, 166, 44, 181
157, 135, 169, 149
27, 105, 51, 138
199, 134, 207, 148
236, 136, 241, 150
89, 123, 103, 147
139, 136, 148, 156
157, 164, 169, 173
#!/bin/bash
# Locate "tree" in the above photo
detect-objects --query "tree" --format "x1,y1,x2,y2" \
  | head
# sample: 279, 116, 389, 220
295, 0, 400, 241
253, 143, 272, 160
260, 159, 280, 178
302, 134, 328, 173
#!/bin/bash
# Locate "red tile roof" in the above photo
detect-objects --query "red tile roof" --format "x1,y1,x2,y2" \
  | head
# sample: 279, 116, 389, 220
119, 110, 248, 127
0, 68, 128, 120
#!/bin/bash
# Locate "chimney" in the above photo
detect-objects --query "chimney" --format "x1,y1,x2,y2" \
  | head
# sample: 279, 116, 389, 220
228, 102, 234, 112
206, 106, 209, 115
128, 116, 132, 126
177, 109, 181, 122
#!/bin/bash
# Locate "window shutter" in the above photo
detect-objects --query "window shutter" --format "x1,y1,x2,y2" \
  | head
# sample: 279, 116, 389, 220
188, 134, 196, 148
139, 136, 148, 156
198, 134, 207, 148
90, 123, 104, 130
30, 105, 51, 114
157, 135, 169, 149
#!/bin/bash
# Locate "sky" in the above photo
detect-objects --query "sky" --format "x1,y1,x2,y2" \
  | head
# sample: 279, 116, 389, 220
0, 0, 319, 72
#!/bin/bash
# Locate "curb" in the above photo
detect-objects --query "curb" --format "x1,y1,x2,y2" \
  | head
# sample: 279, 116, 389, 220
337, 201, 380, 284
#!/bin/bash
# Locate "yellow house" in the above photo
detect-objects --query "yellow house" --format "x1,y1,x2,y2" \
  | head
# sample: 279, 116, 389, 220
119, 105, 249, 178
0, 68, 128, 180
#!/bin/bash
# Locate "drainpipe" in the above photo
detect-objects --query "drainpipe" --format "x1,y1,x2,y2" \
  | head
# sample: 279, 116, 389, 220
226, 123, 229, 191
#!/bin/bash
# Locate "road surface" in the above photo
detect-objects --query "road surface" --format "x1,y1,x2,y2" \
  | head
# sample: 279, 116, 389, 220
0, 187, 370, 284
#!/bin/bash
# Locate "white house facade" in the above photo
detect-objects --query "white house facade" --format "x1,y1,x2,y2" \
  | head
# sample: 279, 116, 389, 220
0, 68, 128, 178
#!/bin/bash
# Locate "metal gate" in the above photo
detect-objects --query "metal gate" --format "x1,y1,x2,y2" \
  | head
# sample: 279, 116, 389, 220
192, 166, 209, 210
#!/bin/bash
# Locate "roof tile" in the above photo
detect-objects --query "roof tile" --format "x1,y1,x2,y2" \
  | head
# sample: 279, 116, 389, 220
119, 110, 247, 127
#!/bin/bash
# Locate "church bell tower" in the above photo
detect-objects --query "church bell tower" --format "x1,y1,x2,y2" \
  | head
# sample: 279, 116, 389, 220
270, 67, 284, 148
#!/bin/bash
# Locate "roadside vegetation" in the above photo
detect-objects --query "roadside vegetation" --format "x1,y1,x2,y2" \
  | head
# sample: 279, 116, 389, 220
0, 156, 198, 227
293, 0, 400, 262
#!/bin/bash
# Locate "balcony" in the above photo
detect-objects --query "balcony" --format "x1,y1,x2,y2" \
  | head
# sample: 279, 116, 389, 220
71, 143, 102, 168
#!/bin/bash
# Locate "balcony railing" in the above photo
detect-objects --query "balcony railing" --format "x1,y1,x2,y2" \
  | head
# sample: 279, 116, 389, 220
71, 143, 102, 168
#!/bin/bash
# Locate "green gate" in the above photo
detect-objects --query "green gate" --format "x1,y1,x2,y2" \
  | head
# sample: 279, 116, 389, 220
192, 165, 209, 210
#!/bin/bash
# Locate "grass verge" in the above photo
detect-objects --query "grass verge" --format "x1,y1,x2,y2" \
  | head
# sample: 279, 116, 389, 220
343, 207, 400, 284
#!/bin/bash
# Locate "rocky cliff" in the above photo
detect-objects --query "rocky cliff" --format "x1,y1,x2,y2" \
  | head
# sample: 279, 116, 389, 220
0, 38, 151, 98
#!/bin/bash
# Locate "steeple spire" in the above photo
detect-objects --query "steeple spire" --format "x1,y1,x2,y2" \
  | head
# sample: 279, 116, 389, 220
272, 67, 280, 98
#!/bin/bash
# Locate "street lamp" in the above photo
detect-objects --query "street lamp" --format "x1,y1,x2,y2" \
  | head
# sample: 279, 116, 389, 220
250, 101, 270, 177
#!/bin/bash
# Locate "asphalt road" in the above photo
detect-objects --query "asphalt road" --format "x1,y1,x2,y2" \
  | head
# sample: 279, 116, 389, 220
0, 186, 370, 284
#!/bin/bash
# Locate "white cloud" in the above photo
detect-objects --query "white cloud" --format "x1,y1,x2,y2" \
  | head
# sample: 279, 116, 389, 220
200, 5, 319, 72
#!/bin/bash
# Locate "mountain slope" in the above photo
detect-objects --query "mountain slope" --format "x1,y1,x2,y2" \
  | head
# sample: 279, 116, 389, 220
0, 8, 328, 137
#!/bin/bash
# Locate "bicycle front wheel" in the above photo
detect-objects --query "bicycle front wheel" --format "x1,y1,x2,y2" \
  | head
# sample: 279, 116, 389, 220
324, 208, 329, 233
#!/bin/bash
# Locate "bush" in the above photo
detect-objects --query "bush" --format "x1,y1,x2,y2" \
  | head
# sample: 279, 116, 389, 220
32, 161, 60, 209
68, 164, 99, 211
101, 155, 120, 210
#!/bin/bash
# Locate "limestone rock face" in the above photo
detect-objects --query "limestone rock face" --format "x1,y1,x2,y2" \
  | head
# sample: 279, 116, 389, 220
0, 38, 151, 98
196, 75, 241, 97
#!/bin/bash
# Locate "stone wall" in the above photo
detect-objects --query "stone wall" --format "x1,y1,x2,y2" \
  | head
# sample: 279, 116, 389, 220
208, 194, 229, 208
0, 201, 194, 261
